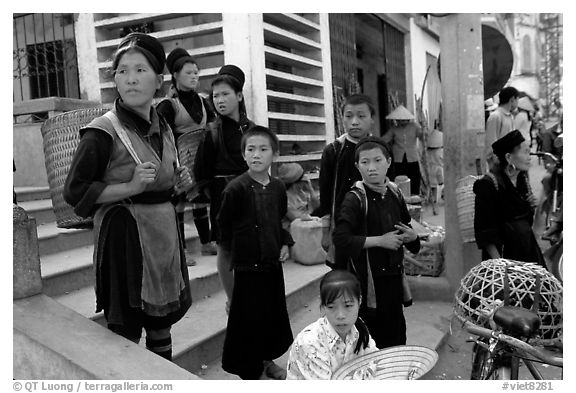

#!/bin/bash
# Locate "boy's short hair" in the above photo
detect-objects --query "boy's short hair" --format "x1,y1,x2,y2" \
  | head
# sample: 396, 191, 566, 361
499, 87, 519, 105
241, 125, 280, 153
342, 94, 375, 116
354, 136, 391, 162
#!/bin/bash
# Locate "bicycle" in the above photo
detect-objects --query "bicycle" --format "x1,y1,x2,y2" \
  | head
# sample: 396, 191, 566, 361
530, 151, 563, 282
460, 305, 563, 380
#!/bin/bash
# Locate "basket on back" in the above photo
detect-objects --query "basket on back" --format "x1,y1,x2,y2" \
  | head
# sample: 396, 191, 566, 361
454, 259, 563, 345
176, 128, 204, 201
41, 107, 109, 229
332, 345, 438, 380
455, 175, 480, 243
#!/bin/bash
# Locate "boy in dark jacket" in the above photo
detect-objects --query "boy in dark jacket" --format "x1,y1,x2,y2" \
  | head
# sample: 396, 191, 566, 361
217, 126, 294, 379
313, 94, 374, 268
333, 136, 420, 349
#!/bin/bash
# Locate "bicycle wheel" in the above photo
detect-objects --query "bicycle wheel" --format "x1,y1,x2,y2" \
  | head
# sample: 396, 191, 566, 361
471, 342, 513, 380
471, 342, 495, 380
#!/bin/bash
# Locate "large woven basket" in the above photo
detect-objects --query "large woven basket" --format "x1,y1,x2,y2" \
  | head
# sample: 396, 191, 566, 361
455, 175, 479, 243
41, 107, 109, 229
454, 259, 563, 345
177, 128, 205, 201
332, 345, 438, 380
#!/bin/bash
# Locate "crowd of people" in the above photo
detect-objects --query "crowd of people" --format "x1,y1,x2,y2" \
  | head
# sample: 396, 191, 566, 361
62, 32, 560, 380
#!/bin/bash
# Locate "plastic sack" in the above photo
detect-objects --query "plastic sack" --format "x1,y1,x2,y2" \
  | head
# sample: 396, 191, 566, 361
289, 217, 327, 265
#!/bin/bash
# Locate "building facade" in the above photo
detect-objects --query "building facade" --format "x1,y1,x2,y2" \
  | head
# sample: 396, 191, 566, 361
13, 13, 441, 186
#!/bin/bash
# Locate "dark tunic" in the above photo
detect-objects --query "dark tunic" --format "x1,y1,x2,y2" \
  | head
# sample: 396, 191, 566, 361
217, 173, 294, 378
312, 136, 362, 218
194, 115, 255, 242
63, 100, 192, 336
333, 183, 420, 348
473, 171, 545, 266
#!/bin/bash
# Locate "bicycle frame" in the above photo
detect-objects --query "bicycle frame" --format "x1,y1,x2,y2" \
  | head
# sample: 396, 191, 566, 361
464, 319, 562, 380
470, 335, 545, 380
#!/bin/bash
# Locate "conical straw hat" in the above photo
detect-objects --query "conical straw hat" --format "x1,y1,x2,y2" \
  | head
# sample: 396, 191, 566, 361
386, 105, 415, 120
332, 345, 439, 380
518, 96, 535, 112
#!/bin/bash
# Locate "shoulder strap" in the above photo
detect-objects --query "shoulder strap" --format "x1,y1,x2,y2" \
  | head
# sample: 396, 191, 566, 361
386, 181, 403, 201
103, 111, 142, 165
350, 188, 368, 219
485, 172, 499, 191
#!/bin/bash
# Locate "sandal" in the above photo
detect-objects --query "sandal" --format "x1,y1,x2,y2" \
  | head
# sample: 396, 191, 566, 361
263, 360, 287, 380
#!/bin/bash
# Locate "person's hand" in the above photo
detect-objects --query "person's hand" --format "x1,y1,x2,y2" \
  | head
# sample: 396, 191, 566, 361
174, 166, 193, 194
378, 230, 404, 250
300, 213, 313, 221
395, 223, 418, 243
129, 162, 157, 194
279, 245, 290, 263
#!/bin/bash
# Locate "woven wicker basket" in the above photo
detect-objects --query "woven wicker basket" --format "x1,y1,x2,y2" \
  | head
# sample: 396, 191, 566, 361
177, 128, 204, 201
41, 107, 109, 229
454, 259, 563, 345
332, 345, 438, 380
404, 239, 444, 277
455, 175, 479, 243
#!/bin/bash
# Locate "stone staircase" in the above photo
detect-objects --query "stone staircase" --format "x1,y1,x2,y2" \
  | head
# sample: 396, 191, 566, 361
15, 186, 331, 377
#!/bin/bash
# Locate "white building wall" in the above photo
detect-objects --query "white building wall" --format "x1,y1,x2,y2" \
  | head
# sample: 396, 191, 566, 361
409, 18, 440, 125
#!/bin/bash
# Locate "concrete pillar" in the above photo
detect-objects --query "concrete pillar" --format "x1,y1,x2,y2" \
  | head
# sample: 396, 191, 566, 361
75, 13, 101, 102
13, 205, 42, 299
319, 14, 335, 144
439, 14, 485, 290
222, 13, 268, 126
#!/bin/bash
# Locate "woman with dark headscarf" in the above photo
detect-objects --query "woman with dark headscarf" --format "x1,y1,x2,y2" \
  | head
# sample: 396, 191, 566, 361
64, 33, 192, 360
157, 48, 218, 266
473, 130, 545, 267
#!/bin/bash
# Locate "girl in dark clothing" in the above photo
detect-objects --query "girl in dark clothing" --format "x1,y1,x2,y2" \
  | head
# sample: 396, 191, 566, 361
333, 137, 420, 349
63, 33, 192, 360
157, 48, 218, 266
193, 64, 255, 308
473, 130, 545, 267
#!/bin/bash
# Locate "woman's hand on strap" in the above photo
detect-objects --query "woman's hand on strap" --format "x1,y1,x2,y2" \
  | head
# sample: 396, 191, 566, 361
129, 162, 157, 194
174, 166, 193, 194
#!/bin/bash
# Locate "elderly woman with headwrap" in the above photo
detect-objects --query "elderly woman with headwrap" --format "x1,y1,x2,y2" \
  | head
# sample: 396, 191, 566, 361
64, 33, 192, 360
473, 130, 545, 267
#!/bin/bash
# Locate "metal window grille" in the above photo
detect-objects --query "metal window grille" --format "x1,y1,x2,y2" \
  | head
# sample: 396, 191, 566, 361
13, 13, 80, 105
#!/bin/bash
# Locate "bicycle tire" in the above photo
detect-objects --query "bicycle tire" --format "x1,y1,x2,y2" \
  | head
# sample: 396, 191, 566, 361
472, 342, 514, 380
471, 342, 495, 380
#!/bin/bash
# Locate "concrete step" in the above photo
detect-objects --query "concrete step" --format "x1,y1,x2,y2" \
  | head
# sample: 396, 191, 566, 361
407, 275, 454, 303
42, 223, 202, 297
52, 252, 221, 325
194, 291, 322, 379
54, 260, 329, 372
14, 186, 51, 202
195, 299, 453, 379
36, 222, 94, 256
18, 198, 55, 225
171, 260, 329, 372
35, 207, 200, 257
